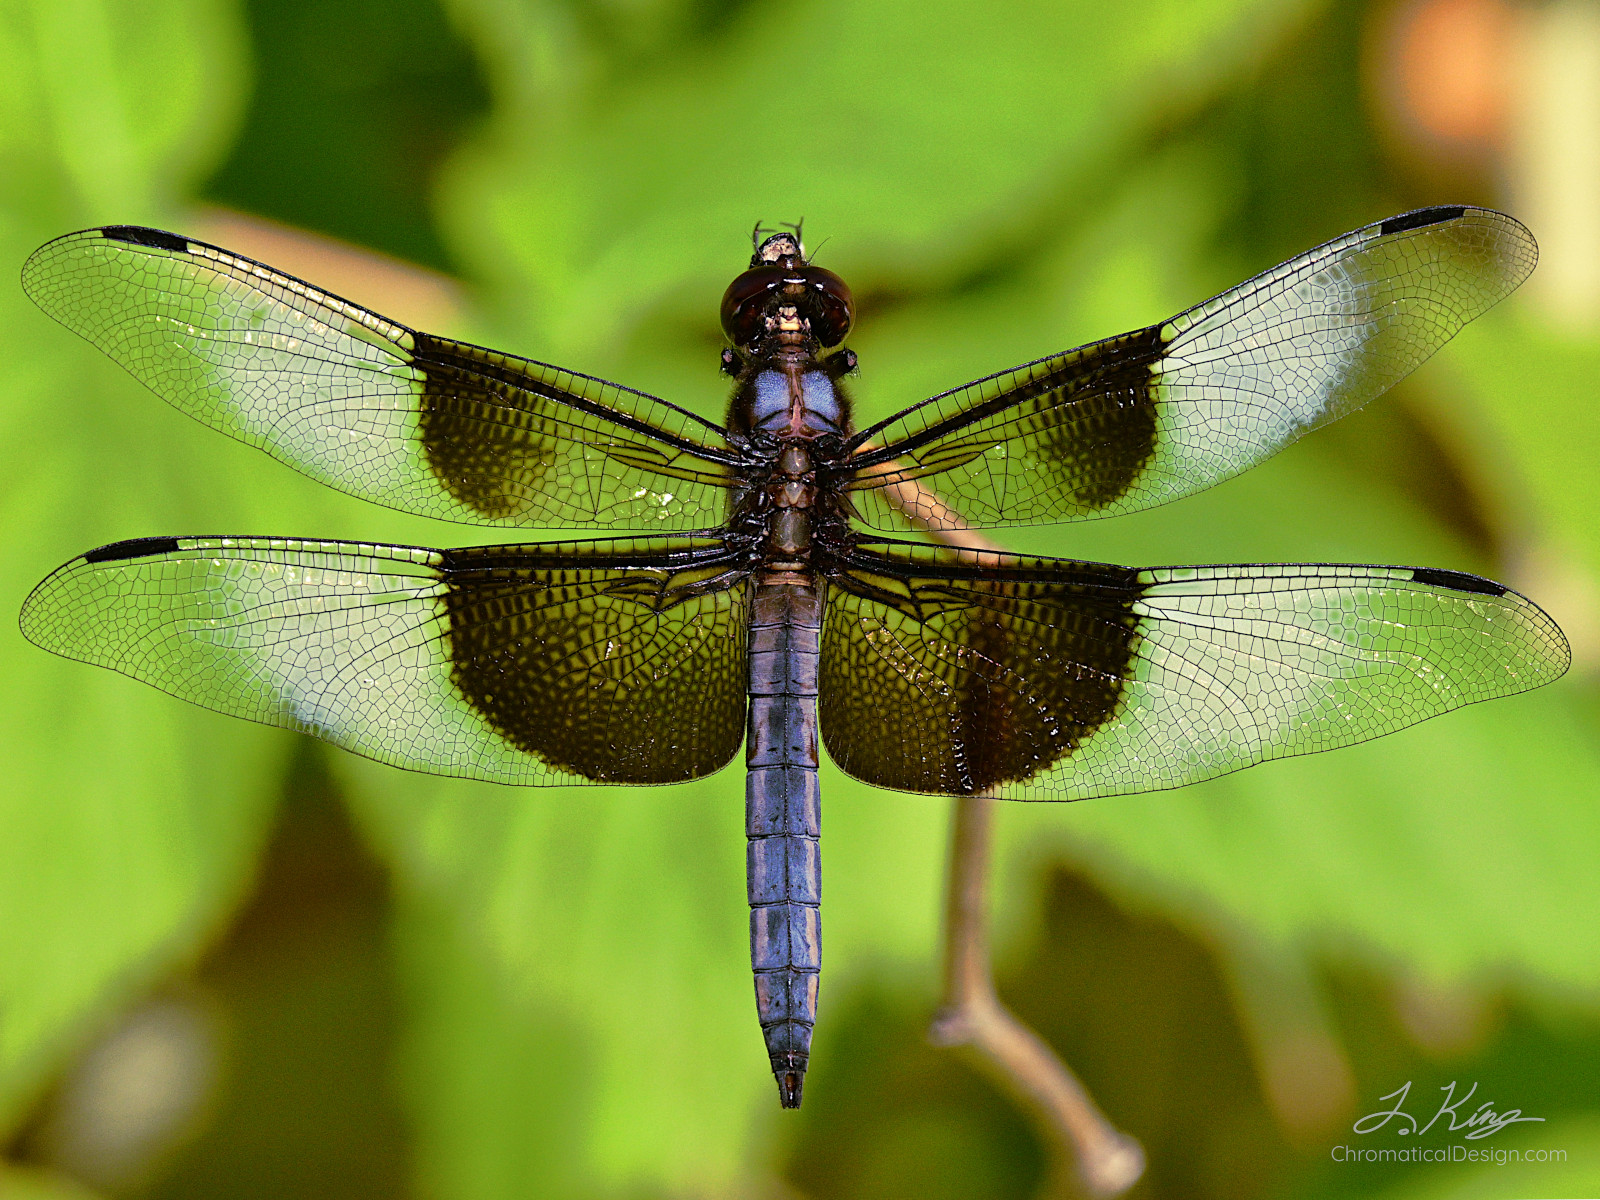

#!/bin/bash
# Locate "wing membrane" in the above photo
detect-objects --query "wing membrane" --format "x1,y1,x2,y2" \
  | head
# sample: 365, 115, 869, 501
21, 534, 750, 784
22, 227, 739, 529
843, 207, 1535, 530
820, 542, 1569, 798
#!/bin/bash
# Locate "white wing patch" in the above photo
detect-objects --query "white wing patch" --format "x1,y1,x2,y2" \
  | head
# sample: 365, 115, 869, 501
1006, 562, 1568, 800
179, 241, 429, 481
27, 234, 436, 508
1149, 209, 1533, 503
20, 538, 573, 785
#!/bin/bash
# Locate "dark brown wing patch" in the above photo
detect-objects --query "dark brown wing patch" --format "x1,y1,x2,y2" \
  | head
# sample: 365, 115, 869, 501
820, 546, 1145, 794
442, 543, 750, 782
841, 327, 1163, 527
1027, 327, 1162, 509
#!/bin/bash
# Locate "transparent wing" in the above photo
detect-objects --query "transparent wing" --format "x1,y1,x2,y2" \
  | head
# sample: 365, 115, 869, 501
843, 207, 1536, 530
21, 534, 750, 784
820, 542, 1569, 798
23, 227, 739, 530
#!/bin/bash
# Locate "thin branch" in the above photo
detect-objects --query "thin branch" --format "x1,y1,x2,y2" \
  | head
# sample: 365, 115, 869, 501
930, 795, 1144, 1198
877, 463, 1145, 1197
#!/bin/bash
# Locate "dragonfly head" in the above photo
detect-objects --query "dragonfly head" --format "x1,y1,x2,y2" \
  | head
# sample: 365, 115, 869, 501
722, 230, 854, 354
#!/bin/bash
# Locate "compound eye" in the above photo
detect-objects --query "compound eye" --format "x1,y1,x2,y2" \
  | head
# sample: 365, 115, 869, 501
800, 267, 854, 347
720, 265, 786, 344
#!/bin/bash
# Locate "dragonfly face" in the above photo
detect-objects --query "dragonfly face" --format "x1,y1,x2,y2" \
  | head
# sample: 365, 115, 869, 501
18, 207, 1571, 1109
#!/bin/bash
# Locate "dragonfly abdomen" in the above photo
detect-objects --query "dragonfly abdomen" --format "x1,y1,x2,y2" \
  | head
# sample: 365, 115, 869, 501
745, 575, 823, 1108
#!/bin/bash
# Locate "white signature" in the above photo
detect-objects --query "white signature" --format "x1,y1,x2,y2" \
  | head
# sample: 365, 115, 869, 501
1353, 1081, 1545, 1140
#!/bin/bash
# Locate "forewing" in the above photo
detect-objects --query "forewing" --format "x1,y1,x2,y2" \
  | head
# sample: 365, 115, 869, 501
22, 227, 737, 529
21, 535, 749, 785
820, 543, 1569, 799
844, 207, 1536, 530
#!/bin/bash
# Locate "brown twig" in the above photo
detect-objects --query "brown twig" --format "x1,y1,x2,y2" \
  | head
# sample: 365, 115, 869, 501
930, 795, 1145, 1198
878, 462, 1145, 1197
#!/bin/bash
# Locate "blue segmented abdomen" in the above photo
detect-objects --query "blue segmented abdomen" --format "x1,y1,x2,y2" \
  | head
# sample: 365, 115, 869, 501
744, 576, 822, 1108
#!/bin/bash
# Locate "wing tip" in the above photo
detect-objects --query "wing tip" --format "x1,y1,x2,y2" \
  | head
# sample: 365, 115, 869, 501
17, 541, 185, 654
1375, 205, 1537, 260
1410, 566, 1572, 681
21, 225, 193, 303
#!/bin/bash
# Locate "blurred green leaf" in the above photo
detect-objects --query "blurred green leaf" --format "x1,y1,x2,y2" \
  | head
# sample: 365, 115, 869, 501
0, 0, 247, 221
392, 889, 622, 1200
0, 0, 293, 1132
1446, 308, 1600, 580
437, 0, 1322, 361
203, 0, 490, 270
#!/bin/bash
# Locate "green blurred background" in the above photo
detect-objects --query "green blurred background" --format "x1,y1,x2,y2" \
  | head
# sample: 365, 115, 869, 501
3, 0, 1600, 1196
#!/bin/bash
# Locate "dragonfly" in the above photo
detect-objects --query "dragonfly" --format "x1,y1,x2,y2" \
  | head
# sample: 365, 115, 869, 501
19, 207, 1570, 1108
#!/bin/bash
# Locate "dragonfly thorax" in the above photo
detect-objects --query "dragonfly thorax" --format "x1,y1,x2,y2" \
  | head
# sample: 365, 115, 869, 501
749, 368, 843, 436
